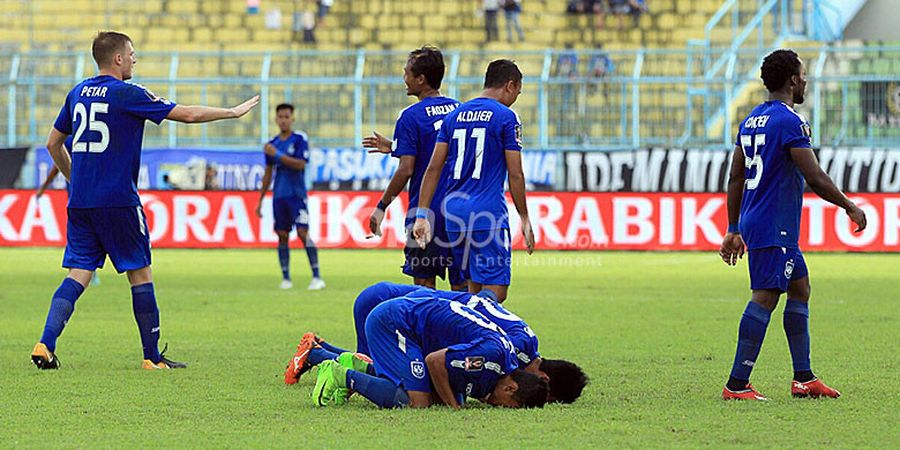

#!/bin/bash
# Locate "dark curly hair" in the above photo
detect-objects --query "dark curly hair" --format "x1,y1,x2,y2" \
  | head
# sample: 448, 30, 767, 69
540, 359, 589, 404
760, 49, 802, 93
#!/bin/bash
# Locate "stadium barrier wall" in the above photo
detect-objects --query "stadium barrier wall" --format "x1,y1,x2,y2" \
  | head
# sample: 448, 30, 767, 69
1, 190, 898, 252
31, 147, 899, 193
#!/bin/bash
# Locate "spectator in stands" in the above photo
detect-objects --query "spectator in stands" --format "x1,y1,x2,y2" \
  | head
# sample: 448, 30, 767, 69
205, 165, 218, 190
481, 0, 501, 43
555, 44, 579, 132
317, 0, 334, 28
587, 44, 615, 100
503, 0, 525, 43
293, 10, 316, 43
605, 0, 645, 29
629, 0, 648, 27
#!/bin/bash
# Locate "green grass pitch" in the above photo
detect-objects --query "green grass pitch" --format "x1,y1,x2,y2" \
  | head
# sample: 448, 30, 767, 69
1, 248, 898, 448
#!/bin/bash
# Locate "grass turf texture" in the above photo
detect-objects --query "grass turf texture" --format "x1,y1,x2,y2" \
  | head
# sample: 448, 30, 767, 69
1, 248, 898, 448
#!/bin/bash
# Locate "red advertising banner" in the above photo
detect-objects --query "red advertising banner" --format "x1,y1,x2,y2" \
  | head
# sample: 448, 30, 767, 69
1, 190, 898, 251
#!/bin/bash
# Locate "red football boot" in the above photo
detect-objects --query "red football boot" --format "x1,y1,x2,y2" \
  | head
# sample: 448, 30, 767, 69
792, 378, 841, 398
284, 332, 318, 385
722, 383, 769, 401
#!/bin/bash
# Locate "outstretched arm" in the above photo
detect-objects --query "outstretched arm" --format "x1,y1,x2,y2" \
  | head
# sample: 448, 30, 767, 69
791, 147, 866, 232
425, 349, 461, 409
720, 146, 746, 265
166, 95, 259, 124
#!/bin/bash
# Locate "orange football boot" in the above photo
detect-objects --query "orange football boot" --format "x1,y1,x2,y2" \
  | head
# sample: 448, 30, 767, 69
284, 332, 318, 385
792, 378, 841, 398
722, 383, 769, 401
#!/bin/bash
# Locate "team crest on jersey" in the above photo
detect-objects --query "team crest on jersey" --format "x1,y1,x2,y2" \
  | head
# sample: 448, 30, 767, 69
410, 361, 425, 379
800, 123, 811, 137
464, 356, 485, 372
784, 259, 795, 279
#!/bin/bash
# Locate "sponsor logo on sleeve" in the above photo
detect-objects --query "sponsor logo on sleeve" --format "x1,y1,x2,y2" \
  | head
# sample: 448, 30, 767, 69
464, 356, 485, 372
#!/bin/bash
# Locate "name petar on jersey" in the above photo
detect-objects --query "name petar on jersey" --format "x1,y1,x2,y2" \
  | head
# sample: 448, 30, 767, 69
53, 76, 176, 207
266, 131, 310, 199
736, 100, 813, 249
437, 97, 522, 232
392, 96, 459, 224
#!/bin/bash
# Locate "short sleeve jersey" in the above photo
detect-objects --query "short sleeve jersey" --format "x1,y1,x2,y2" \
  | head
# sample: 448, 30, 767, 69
265, 131, 310, 199
391, 296, 519, 401
391, 96, 460, 225
735, 100, 812, 249
53, 76, 176, 208
436, 98, 523, 231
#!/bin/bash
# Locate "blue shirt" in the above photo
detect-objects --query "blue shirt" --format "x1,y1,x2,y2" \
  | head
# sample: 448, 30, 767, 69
390, 296, 519, 401
735, 100, 812, 249
366, 282, 540, 365
265, 132, 309, 199
392, 96, 459, 225
53, 75, 176, 208
436, 97, 523, 231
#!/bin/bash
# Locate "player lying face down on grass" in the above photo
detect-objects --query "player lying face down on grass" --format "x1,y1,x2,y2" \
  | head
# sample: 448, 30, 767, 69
285, 282, 588, 404
306, 295, 549, 409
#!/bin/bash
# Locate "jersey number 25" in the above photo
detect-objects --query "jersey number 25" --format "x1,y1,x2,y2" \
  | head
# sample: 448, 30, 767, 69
72, 102, 110, 153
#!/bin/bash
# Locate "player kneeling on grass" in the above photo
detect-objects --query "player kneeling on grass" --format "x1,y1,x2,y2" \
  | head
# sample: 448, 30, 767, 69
309, 296, 548, 408
285, 282, 587, 404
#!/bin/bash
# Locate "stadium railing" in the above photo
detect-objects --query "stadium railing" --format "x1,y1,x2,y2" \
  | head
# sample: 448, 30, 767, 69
1, 45, 898, 151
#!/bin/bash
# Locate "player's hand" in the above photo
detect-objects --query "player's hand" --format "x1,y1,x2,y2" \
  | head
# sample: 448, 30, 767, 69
263, 143, 277, 156
368, 207, 385, 237
521, 218, 535, 255
362, 131, 392, 154
719, 232, 745, 266
412, 217, 432, 249
255, 202, 262, 218
230, 95, 260, 118
846, 204, 867, 233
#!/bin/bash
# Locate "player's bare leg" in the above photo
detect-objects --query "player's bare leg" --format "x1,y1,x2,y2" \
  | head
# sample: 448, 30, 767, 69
470, 281, 509, 303
297, 227, 324, 290
785, 276, 840, 398
32, 268, 93, 369
414, 277, 437, 289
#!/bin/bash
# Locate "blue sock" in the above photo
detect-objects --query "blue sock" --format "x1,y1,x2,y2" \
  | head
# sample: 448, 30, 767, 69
345, 369, 409, 409
784, 299, 812, 374
729, 301, 772, 383
40, 278, 86, 352
305, 241, 320, 278
278, 243, 290, 280
319, 340, 349, 355
131, 283, 161, 362
308, 347, 339, 366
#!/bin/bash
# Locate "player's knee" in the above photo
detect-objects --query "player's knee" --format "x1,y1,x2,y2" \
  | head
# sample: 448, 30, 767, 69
788, 282, 810, 302
276, 231, 289, 243
750, 291, 780, 311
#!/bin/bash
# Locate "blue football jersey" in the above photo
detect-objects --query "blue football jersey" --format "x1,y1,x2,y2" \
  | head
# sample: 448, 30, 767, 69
265, 132, 309, 199
437, 97, 522, 232
465, 293, 540, 365
392, 96, 459, 225
735, 100, 812, 249
391, 296, 519, 400
53, 75, 176, 208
